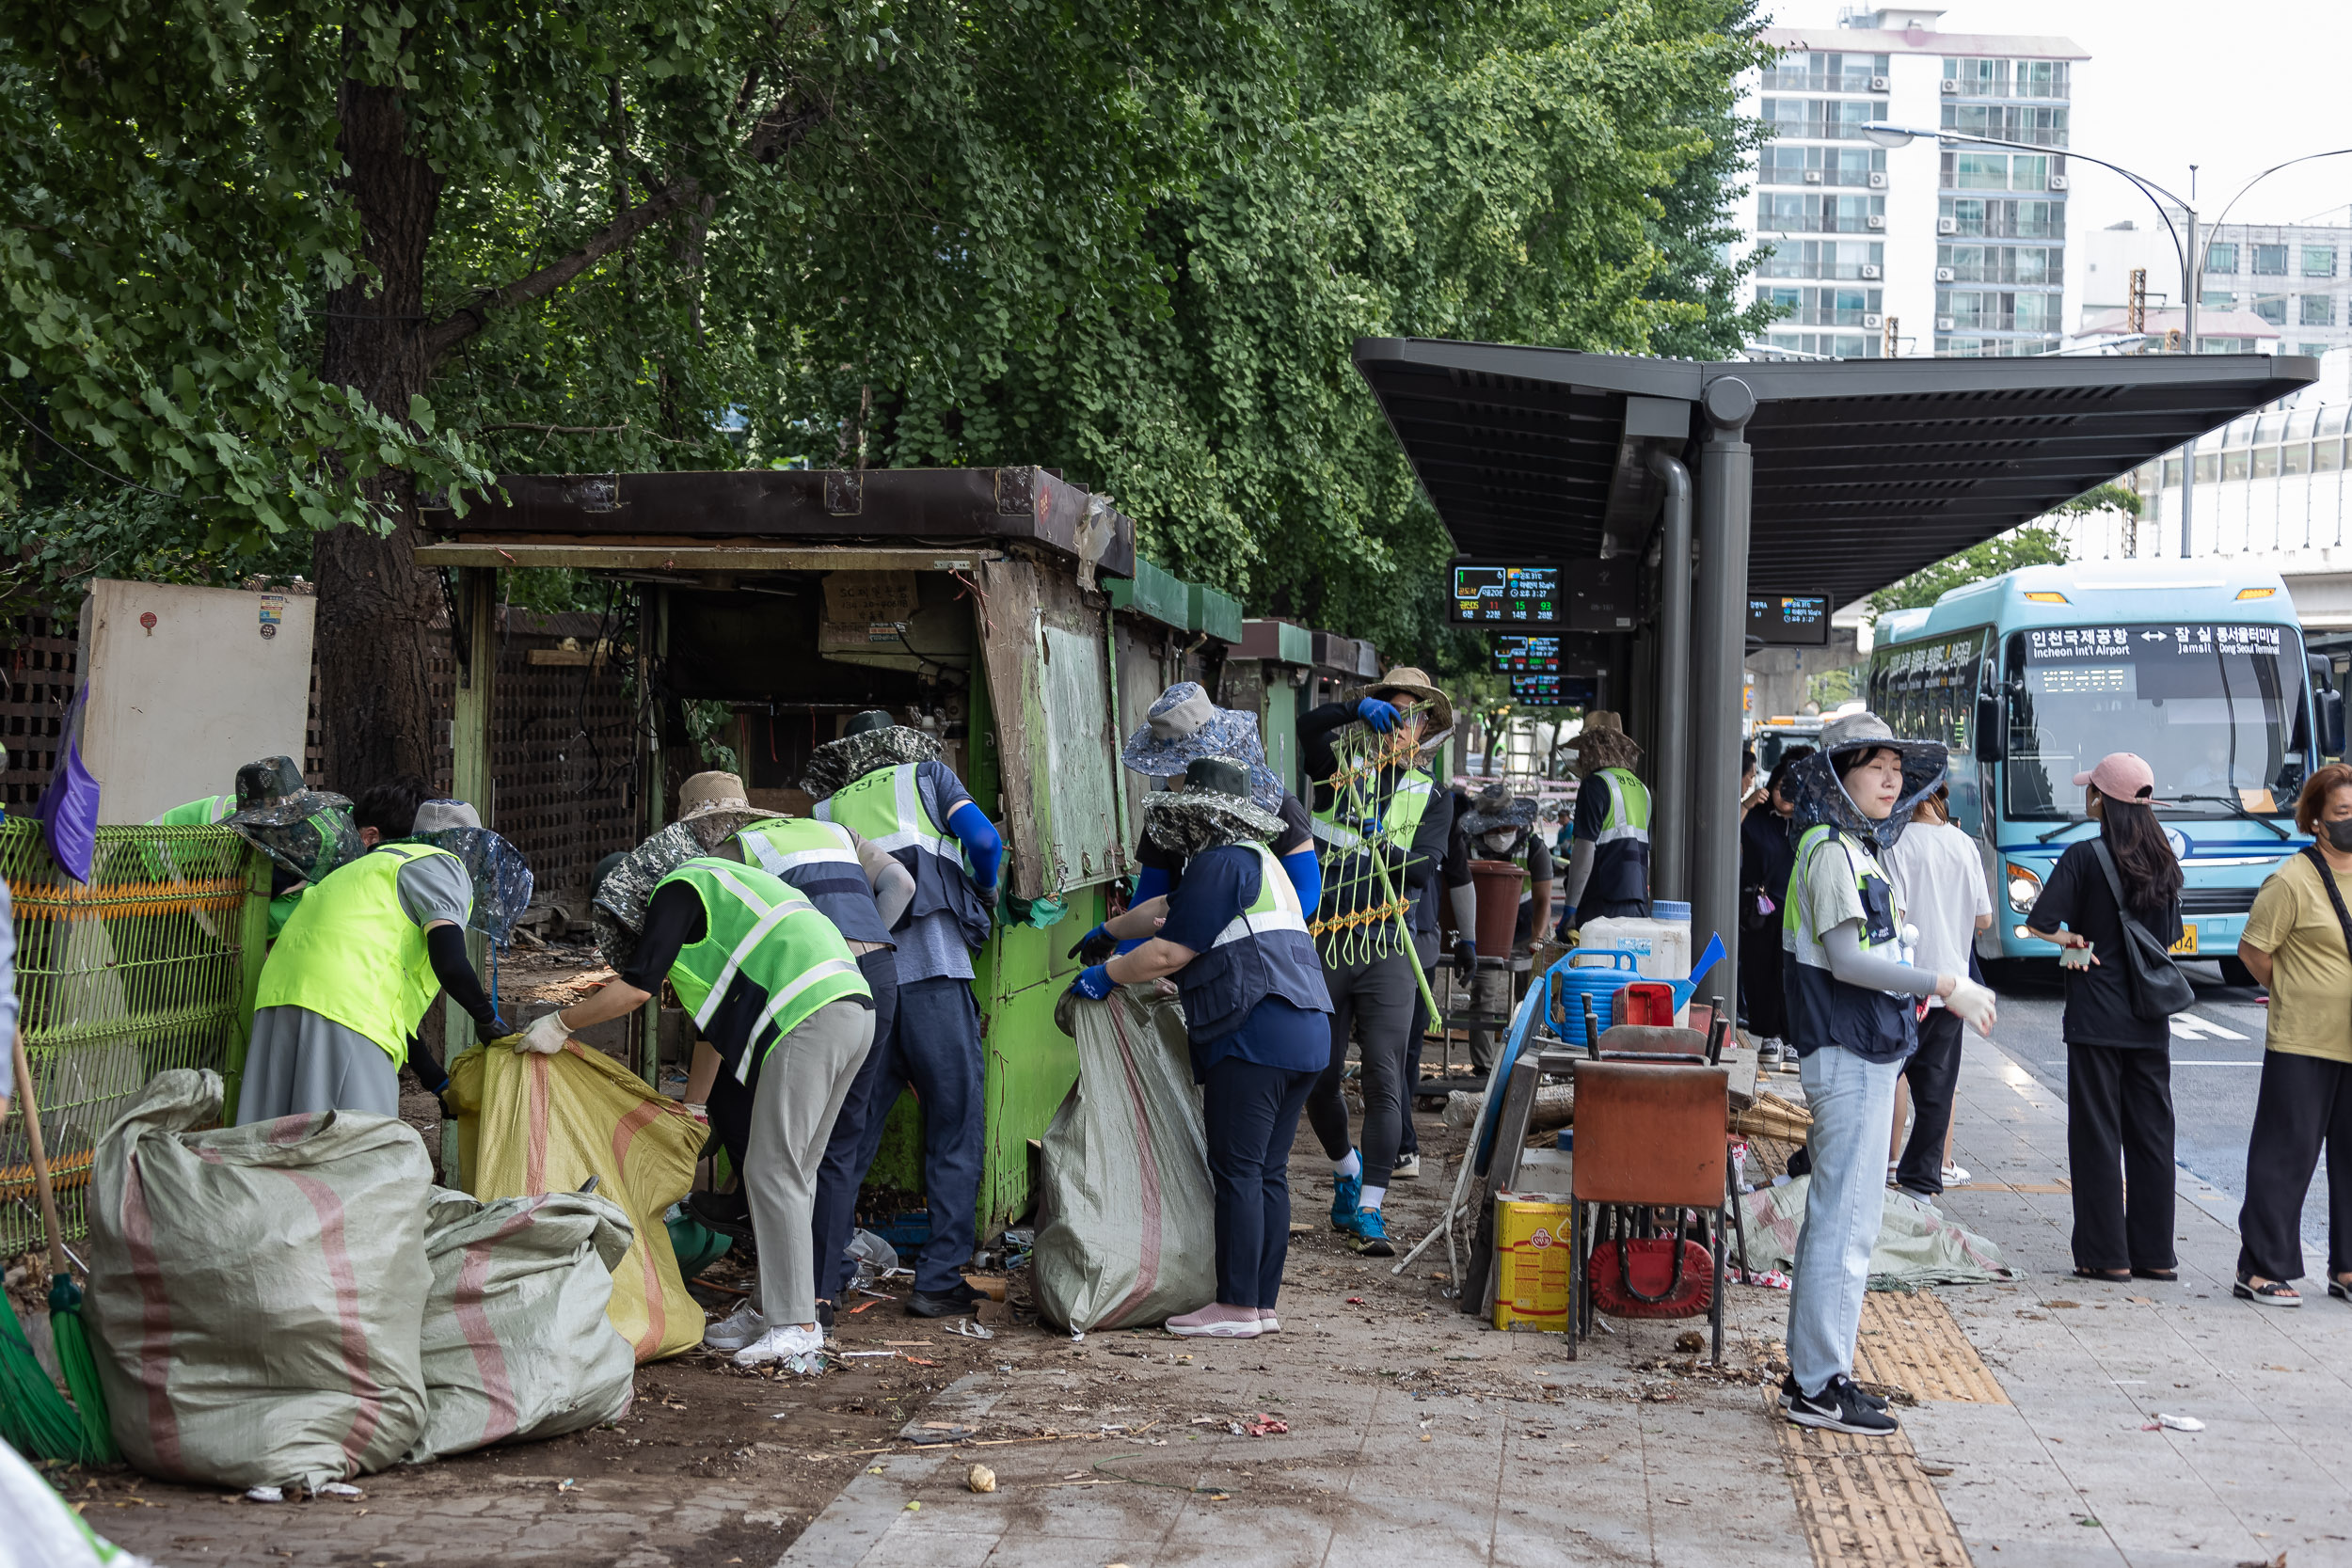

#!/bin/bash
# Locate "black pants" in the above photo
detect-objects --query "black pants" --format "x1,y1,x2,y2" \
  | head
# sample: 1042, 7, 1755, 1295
1739, 922, 1788, 1038
2065, 1041, 2176, 1274
1895, 1008, 1964, 1196
2236, 1051, 2352, 1285
1305, 949, 1416, 1186
1201, 1056, 1318, 1308
1399, 934, 1437, 1158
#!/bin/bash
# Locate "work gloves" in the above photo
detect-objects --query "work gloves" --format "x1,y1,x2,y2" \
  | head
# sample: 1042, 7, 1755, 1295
516, 1011, 573, 1055
1945, 976, 1998, 1037
1070, 924, 1120, 965
1451, 936, 1477, 973
1070, 964, 1117, 1002
1354, 696, 1400, 732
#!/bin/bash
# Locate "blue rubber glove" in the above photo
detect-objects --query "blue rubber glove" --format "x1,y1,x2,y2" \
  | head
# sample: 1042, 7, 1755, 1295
1556, 908, 1577, 941
1355, 696, 1400, 732
1071, 964, 1116, 1001
1069, 924, 1118, 964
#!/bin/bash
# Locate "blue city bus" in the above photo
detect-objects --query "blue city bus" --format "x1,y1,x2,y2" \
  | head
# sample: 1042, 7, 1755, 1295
1867, 562, 2345, 974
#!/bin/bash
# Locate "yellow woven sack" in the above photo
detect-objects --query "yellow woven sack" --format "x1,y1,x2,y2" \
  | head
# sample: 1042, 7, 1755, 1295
446, 1041, 706, 1361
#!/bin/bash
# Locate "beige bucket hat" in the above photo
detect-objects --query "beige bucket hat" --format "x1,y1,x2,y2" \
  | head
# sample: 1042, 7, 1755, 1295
1346, 664, 1455, 736
675, 770, 786, 832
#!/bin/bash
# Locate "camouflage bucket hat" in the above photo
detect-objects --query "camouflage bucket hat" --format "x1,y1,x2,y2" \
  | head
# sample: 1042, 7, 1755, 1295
222, 758, 363, 883
1458, 782, 1538, 837
591, 821, 707, 969
1139, 755, 1284, 858
801, 712, 941, 800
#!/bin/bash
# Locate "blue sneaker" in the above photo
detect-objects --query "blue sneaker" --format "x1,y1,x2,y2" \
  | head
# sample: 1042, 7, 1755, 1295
1340, 1205, 1394, 1258
1329, 1173, 1362, 1232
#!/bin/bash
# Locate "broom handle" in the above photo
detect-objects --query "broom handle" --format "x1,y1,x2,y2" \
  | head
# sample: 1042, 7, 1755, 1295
10, 1032, 68, 1276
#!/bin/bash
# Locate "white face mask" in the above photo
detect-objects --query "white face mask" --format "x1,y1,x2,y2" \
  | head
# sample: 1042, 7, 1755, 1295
1481, 832, 1517, 854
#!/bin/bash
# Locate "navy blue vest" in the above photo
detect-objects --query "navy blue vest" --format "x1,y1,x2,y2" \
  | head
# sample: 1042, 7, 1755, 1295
735, 818, 895, 947
1175, 844, 1332, 1044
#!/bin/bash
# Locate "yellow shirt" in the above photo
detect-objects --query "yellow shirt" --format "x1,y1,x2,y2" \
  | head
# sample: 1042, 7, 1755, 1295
2242, 852, 2352, 1065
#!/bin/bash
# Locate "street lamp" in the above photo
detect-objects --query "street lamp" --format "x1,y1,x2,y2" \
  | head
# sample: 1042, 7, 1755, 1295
1866, 126, 2352, 557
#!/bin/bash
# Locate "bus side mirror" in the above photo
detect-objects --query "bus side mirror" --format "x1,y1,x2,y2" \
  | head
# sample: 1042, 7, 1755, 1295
2313, 654, 2346, 758
1974, 692, 2004, 763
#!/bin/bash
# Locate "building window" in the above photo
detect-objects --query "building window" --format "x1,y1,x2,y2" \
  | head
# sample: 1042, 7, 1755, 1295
2012, 59, 2069, 99
2252, 448, 2280, 479
2318, 440, 2344, 474
1943, 57, 2005, 96
2299, 342, 2331, 357
2305, 245, 2339, 277
1756, 239, 1885, 279
1937, 244, 2060, 284
1940, 103, 2069, 146
2195, 452, 2217, 483
2205, 242, 2239, 274
2283, 444, 2309, 476
2251, 294, 2288, 325
2162, 456, 2183, 486
1950, 153, 2010, 190
2253, 245, 2289, 275
2300, 294, 2335, 326
2223, 451, 2251, 481
2201, 290, 2234, 308
1939, 198, 2064, 240
1760, 52, 1890, 92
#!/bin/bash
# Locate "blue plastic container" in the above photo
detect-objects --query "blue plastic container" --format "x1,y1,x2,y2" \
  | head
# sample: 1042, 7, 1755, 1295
1545, 949, 1645, 1048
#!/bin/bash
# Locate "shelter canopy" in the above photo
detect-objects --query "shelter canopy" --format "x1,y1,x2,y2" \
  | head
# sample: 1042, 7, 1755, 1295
1351, 340, 2316, 610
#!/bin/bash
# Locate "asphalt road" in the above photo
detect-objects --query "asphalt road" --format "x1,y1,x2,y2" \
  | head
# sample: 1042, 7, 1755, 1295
1984, 958, 2336, 1253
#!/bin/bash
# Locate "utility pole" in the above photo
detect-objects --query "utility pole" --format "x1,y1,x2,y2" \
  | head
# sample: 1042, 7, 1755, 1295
2181, 202, 2200, 558
1882, 315, 1899, 359
2126, 268, 2146, 334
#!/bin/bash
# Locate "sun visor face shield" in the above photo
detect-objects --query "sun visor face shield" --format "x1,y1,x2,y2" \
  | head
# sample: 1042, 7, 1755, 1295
416, 826, 536, 944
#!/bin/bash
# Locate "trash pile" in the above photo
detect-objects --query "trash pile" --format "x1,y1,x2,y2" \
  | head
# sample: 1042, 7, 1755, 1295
80, 1069, 647, 1496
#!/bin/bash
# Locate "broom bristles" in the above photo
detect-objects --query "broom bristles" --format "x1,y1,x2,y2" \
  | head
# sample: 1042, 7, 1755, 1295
47, 1275, 116, 1465
0, 1286, 86, 1463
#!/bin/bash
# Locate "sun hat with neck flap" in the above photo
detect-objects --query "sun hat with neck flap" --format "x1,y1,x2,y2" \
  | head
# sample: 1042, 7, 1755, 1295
1568, 710, 1641, 776
1788, 710, 1949, 851
1140, 755, 1286, 858
801, 708, 943, 800
1121, 681, 1284, 813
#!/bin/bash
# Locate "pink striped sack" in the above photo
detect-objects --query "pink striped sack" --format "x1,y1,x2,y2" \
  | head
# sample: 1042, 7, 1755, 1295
85, 1069, 433, 1492
1033, 985, 1216, 1333
405, 1189, 637, 1463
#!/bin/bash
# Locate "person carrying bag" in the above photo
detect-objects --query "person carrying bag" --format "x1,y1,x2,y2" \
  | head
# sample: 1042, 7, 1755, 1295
2024, 752, 2186, 1285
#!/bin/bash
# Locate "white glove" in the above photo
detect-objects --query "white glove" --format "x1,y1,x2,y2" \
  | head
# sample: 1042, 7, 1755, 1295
1945, 976, 1997, 1037
516, 1011, 572, 1055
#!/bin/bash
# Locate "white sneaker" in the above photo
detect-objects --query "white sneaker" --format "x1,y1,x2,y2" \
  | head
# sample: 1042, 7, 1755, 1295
734, 1323, 827, 1370
1257, 1313, 1281, 1334
1942, 1164, 1971, 1187
703, 1301, 767, 1353
1885, 1160, 1901, 1189
1393, 1154, 1422, 1180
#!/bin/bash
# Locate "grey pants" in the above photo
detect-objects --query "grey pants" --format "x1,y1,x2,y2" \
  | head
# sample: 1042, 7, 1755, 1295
744, 997, 878, 1327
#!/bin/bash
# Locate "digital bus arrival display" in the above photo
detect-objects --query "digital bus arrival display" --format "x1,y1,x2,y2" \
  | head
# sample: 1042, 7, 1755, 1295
1748, 593, 1831, 646
1452, 564, 1563, 625
1491, 634, 1562, 673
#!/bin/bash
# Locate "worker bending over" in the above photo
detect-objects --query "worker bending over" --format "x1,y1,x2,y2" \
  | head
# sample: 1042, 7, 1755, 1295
531, 851, 875, 1370
1296, 665, 1455, 1257
807, 709, 1003, 1320
155, 756, 360, 940
238, 778, 503, 1123
1556, 710, 1649, 940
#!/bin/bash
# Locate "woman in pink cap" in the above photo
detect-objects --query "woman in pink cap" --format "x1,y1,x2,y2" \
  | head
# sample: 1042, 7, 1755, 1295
2024, 752, 2185, 1283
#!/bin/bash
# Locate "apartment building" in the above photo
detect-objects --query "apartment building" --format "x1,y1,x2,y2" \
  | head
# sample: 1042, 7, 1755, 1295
2080, 214, 2352, 357
1740, 8, 2086, 358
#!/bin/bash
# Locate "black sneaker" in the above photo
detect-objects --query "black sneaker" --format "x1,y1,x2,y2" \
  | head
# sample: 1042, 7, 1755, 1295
816, 1300, 835, 1330
905, 1281, 985, 1319
688, 1189, 755, 1243
1779, 1372, 1887, 1412
1785, 1374, 1899, 1434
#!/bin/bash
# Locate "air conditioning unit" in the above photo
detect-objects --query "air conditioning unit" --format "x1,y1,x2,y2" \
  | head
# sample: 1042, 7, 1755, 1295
1804, 168, 1824, 183
1937, 316, 1957, 330
1861, 264, 1883, 279
1935, 266, 1956, 281
1937, 216, 1960, 234
2047, 174, 2070, 190
1867, 214, 1886, 229
1940, 78, 1960, 93
1867, 171, 1888, 188
1864, 314, 1883, 329
1870, 75, 1890, 90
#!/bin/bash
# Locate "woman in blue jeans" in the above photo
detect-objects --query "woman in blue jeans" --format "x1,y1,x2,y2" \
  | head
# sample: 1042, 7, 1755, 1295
1069, 756, 1334, 1339
1779, 714, 1998, 1433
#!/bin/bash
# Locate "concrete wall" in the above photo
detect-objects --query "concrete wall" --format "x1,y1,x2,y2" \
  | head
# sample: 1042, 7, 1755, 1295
1746, 625, 1865, 722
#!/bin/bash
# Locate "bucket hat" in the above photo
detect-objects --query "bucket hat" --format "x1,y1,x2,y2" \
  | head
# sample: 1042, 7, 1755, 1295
676, 770, 787, 831
1789, 711, 1949, 852
1121, 682, 1284, 813
591, 820, 707, 969
1139, 756, 1286, 858
1569, 711, 1642, 775
1458, 782, 1538, 837
1344, 665, 1455, 738
221, 755, 364, 884
408, 800, 535, 945
802, 709, 941, 800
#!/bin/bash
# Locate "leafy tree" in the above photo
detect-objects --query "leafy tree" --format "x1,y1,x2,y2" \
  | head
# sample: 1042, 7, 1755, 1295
1867, 523, 2073, 619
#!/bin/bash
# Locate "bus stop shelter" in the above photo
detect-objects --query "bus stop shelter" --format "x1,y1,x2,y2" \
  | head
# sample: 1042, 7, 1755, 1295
1350, 339, 2318, 993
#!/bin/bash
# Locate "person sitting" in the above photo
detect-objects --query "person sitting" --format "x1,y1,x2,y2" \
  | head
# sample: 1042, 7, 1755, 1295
1067, 757, 1332, 1339
236, 776, 504, 1124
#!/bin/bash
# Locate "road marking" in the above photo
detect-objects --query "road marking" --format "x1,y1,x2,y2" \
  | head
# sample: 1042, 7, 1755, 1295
2169, 1011, 2250, 1040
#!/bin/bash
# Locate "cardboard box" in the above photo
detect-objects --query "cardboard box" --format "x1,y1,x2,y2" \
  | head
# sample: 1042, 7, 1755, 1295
1491, 1194, 1573, 1332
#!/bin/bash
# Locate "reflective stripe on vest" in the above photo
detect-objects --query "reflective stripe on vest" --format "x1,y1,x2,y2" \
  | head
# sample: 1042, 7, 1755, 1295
151, 795, 232, 828
1593, 768, 1651, 846
817, 764, 961, 866
1784, 825, 1901, 956
733, 817, 888, 944
1212, 845, 1311, 947
658, 858, 868, 1075
1310, 769, 1434, 850
254, 843, 461, 1066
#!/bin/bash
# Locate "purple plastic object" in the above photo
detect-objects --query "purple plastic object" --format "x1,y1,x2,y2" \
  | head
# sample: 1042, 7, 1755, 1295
34, 686, 100, 882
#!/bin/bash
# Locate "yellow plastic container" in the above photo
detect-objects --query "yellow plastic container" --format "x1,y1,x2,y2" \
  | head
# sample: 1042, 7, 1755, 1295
1490, 1195, 1574, 1332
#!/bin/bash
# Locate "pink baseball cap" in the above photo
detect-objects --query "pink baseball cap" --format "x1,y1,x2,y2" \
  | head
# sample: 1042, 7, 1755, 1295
2072, 752, 2156, 801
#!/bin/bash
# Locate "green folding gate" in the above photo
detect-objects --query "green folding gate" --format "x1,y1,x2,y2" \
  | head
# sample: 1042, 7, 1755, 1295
0, 821, 268, 1252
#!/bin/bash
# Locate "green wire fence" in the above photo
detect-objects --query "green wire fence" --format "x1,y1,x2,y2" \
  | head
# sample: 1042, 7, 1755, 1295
0, 822, 268, 1255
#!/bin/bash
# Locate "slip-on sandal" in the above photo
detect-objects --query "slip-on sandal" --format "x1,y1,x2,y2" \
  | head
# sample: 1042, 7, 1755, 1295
2328, 1277, 2352, 1303
2131, 1267, 2178, 1282
2234, 1276, 2302, 1307
2073, 1266, 2131, 1283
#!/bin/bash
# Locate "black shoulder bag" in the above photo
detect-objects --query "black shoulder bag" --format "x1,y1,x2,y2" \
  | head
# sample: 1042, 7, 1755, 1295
2089, 841, 2195, 1021
2298, 843, 2352, 974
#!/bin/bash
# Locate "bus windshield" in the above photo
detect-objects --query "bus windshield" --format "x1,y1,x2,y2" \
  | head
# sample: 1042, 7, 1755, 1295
2005, 622, 2305, 820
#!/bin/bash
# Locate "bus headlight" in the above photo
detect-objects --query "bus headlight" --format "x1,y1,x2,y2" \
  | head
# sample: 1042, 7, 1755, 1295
2005, 861, 2042, 912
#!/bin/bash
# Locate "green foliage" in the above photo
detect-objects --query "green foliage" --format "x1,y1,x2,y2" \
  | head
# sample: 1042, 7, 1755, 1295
2050, 482, 2143, 518
1867, 523, 2073, 619
2, 0, 1765, 677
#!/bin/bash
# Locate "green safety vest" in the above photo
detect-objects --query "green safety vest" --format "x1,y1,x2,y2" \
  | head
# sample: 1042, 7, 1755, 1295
1308, 768, 1435, 851
1213, 843, 1312, 948
1592, 768, 1651, 842
150, 795, 232, 827
254, 844, 464, 1067
657, 857, 871, 1081
1782, 823, 1914, 1062
734, 816, 890, 945
815, 762, 988, 946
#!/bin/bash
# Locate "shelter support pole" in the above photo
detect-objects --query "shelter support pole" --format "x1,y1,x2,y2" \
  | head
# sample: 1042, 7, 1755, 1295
446, 565, 497, 1060
1647, 451, 1693, 904
1691, 380, 1754, 1006
637, 587, 670, 1087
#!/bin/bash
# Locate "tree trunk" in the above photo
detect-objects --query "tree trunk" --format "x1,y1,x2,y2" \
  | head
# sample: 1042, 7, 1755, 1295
313, 77, 449, 791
